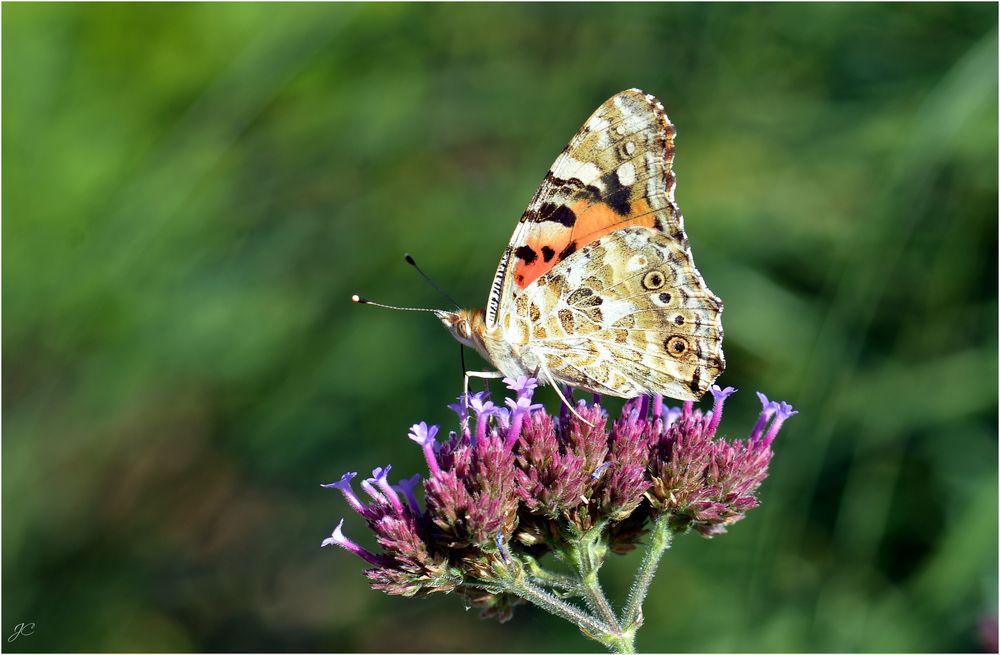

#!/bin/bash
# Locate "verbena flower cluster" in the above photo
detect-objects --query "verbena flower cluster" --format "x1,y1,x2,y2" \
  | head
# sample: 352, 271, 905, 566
323, 377, 795, 621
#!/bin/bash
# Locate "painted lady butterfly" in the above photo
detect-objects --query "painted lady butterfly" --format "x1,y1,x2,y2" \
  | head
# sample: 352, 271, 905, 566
365, 89, 725, 403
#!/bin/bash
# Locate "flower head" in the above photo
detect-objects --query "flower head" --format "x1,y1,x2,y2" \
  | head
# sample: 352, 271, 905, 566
324, 377, 795, 617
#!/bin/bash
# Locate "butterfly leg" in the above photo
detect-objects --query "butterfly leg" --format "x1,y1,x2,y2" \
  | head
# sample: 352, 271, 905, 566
537, 363, 595, 428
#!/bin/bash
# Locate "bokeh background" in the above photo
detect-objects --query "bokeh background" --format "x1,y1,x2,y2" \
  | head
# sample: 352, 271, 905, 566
4, 3, 997, 652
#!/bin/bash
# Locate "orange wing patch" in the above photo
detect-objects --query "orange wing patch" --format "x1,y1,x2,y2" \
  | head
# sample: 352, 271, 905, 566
513, 199, 656, 289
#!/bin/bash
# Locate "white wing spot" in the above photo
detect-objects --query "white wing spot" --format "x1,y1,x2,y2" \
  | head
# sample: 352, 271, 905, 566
616, 124, 626, 136
617, 161, 636, 187
589, 116, 610, 132
627, 254, 648, 272
625, 141, 636, 155
576, 161, 603, 186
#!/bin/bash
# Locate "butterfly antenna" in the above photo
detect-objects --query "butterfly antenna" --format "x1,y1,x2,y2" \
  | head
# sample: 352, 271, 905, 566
351, 295, 454, 315
404, 253, 462, 311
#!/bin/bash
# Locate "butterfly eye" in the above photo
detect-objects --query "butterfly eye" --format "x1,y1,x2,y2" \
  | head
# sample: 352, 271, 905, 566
642, 271, 666, 290
665, 336, 689, 357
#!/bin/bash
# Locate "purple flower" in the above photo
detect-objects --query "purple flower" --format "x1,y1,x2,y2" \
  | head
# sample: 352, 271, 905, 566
763, 401, 798, 446
647, 388, 796, 536
466, 391, 503, 445
409, 422, 442, 476
505, 395, 545, 446
322, 519, 384, 566
323, 376, 795, 616
504, 375, 538, 399
706, 385, 737, 434
468, 391, 497, 417
393, 474, 423, 512
749, 391, 779, 442
322, 472, 367, 516
515, 411, 591, 517
447, 394, 469, 423
368, 465, 404, 514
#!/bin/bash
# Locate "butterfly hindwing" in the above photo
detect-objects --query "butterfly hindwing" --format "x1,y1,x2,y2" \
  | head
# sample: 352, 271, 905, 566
520, 227, 724, 400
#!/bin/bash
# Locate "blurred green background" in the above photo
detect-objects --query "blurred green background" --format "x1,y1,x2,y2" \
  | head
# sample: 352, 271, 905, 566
3, 3, 997, 652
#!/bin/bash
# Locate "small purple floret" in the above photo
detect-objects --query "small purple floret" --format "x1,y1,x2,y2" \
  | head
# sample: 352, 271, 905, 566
447, 394, 469, 422
749, 392, 779, 441
505, 395, 544, 446
707, 385, 737, 434
763, 401, 798, 446
409, 422, 442, 476
322, 519, 384, 566
394, 474, 423, 512
467, 391, 503, 445
369, 465, 404, 513
504, 375, 538, 399
322, 471, 367, 515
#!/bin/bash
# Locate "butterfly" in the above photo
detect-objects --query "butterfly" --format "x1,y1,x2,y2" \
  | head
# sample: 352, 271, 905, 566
408, 89, 724, 403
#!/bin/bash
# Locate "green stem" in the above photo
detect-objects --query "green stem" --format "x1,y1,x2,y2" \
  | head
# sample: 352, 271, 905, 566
621, 513, 673, 632
498, 573, 612, 641
494, 553, 636, 653
522, 555, 582, 596
573, 529, 622, 635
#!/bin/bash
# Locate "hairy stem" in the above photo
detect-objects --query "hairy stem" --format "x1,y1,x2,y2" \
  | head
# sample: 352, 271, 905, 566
621, 513, 673, 632
498, 573, 612, 641
522, 555, 582, 596
573, 529, 622, 635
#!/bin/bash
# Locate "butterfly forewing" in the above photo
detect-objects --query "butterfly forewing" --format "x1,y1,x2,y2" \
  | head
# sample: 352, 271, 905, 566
486, 89, 685, 328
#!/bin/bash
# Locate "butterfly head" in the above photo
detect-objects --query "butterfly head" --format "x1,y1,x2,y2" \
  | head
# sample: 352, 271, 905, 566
436, 308, 488, 354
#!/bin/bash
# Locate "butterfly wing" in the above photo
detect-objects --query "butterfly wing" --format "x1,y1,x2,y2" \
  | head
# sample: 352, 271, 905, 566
485, 89, 686, 329
522, 227, 724, 400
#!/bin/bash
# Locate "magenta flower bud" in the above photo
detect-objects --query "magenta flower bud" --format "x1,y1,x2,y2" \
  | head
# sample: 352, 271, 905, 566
322, 519, 384, 566
322, 472, 367, 516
